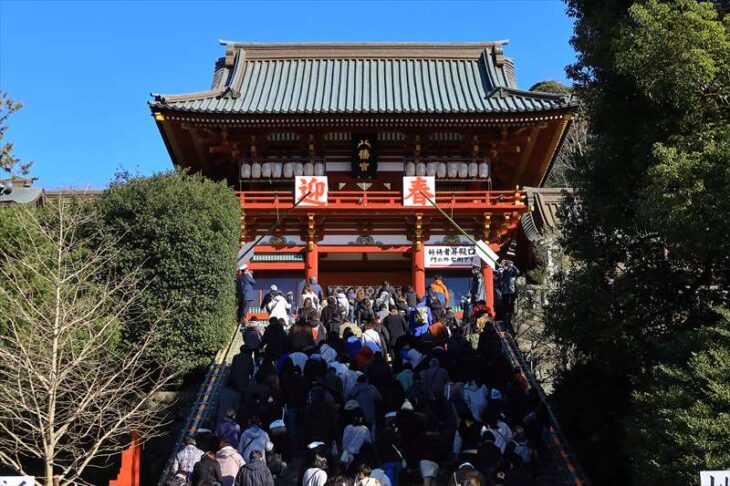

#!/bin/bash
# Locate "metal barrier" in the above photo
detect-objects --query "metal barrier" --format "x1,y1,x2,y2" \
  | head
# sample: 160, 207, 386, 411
157, 323, 240, 486
495, 321, 590, 486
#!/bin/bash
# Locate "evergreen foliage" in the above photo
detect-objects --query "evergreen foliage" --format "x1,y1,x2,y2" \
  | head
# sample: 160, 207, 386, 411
548, 0, 729, 483
627, 309, 730, 485
95, 170, 240, 373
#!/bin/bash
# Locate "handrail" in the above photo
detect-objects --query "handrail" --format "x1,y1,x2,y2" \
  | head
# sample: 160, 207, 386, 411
157, 323, 240, 486
494, 321, 590, 485
237, 190, 526, 209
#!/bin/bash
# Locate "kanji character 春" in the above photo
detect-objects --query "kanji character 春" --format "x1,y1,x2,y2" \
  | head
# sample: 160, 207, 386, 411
405, 177, 434, 206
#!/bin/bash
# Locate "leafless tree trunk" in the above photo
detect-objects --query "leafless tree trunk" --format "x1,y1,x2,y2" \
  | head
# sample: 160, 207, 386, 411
0, 200, 178, 486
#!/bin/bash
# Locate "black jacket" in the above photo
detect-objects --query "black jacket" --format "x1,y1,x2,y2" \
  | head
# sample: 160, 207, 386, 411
261, 322, 287, 361
229, 351, 254, 393
383, 313, 409, 347
404, 290, 418, 308
191, 454, 223, 486
234, 458, 274, 486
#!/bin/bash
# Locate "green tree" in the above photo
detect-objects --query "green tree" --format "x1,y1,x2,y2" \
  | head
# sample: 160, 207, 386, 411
547, 0, 729, 483
0, 91, 32, 176
626, 308, 730, 485
96, 170, 240, 374
529, 80, 571, 94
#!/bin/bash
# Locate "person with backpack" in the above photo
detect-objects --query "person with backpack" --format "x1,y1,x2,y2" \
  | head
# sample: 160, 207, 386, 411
347, 374, 382, 428
266, 291, 291, 322
238, 416, 274, 463
430, 275, 450, 306
302, 454, 329, 486
409, 297, 433, 337
420, 358, 450, 411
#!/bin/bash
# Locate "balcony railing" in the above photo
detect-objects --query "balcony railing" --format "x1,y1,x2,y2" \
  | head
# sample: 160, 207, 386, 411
238, 190, 525, 210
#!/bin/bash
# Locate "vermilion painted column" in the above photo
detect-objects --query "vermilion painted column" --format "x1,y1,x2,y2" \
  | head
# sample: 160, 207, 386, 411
413, 242, 425, 298
305, 213, 318, 281
305, 241, 318, 281
413, 213, 426, 297
483, 263, 495, 317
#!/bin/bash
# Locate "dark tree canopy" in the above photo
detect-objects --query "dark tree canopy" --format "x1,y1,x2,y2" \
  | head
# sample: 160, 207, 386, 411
95, 170, 240, 373
547, 0, 729, 483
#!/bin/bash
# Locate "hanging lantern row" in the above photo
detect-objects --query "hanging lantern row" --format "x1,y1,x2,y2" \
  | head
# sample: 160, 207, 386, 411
404, 162, 489, 179
240, 162, 326, 179
240, 160, 490, 179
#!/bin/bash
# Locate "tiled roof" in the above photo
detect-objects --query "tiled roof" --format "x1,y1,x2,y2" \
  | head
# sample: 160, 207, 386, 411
521, 187, 573, 241
150, 42, 574, 115
0, 186, 44, 205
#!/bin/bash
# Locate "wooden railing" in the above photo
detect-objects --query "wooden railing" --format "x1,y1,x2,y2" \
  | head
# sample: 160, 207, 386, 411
238, 190, 526, 209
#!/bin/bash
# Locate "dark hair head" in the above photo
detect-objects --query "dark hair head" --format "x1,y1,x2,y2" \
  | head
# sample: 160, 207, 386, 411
269, 317, 278, 326
249, 449, 263, 461
379, 303, 387, 310
358, 463, 373, 477
389, 305, 397, 311
313, 454, 328, 470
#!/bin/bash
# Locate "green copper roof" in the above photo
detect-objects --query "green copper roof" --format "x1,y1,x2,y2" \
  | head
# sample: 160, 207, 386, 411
151, 43, 573, 115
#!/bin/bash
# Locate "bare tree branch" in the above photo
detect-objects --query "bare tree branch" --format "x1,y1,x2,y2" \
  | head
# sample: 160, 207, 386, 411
0, 201, 179, 485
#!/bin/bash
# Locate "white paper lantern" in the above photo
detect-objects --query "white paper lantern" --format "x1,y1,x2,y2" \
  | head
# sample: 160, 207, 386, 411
315, 162, 326, 176
468, 162, 478, 178
416, 163, 426, 176
251, 163, 262, 179
240, 164, 251, 179
262, 162, 272, 178
437, 163, 447, 178
304, 163, 314, 176
458, 163, 469, 178
405, 162, 416, 176
294, 163, 304, 176
272, 163, 283, 178
426, 162, 438, 176
283, 163, 294, 178
478, 163, 489, 178
447, 163, 458, 178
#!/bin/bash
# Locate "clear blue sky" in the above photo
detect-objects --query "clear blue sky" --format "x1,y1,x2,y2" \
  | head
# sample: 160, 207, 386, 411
0, 0, 576, 189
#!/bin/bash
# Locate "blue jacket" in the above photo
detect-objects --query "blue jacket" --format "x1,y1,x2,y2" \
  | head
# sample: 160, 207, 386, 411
409, 300, 433, 337
237, 273, 256, 302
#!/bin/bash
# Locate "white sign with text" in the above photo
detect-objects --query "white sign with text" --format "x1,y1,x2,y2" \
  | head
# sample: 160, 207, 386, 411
701, 471, 730, 486
402, 176, 435, 207
294, 176, 328, 207
425, 245, 477, 268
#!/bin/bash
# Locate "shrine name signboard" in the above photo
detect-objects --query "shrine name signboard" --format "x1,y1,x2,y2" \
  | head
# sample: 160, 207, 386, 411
425, 245, 477, 268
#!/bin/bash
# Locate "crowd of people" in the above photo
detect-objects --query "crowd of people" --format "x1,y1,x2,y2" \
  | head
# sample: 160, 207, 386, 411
169, 260, 534, 486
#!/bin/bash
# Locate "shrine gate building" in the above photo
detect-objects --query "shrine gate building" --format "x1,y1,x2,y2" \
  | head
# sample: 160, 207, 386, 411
150, 42, 576, 314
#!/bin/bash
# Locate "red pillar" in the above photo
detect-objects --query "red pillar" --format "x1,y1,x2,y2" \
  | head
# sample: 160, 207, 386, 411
483, 263, 495, 317
413, 242, 425, 298
305, 213, 318, 281
305, 240, 318, 281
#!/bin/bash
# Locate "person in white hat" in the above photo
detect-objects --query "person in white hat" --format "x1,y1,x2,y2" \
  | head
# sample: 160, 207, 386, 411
235, 264, 255, 324
260, 284, 280, 311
